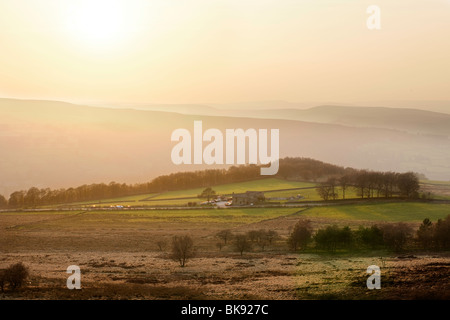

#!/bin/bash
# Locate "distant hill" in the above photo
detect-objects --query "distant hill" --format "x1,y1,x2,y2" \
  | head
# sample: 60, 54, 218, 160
352, 100, 450, 115
229, 106, 450, 138
1, 98, 450, 196
102, 102, 450, 137
102, 103, 221, 116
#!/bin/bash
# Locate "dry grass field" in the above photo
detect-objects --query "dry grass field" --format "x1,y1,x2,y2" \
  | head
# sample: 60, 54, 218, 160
1, 205, 449, 300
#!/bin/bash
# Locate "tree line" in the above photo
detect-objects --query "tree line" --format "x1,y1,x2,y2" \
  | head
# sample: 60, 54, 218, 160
163, 215, 450, 267
0, 157, 421, 208
0, 165, 262, 208
288, 215, 450, 252
316, 170, 420, 200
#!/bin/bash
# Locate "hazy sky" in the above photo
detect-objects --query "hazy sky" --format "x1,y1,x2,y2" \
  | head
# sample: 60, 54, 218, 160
0, 0, 449, 105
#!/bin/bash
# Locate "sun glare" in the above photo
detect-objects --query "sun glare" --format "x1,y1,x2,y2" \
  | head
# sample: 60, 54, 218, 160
65, 0, 128, 50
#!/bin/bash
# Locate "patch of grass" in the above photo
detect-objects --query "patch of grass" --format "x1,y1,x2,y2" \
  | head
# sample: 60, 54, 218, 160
10, 208, 301, 230
301, 202, 450, 222
148, 178, 317, 201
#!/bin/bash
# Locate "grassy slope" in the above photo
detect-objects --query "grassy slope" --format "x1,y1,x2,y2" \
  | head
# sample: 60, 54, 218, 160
153, 178, 316, 198
49, 178, 318, 207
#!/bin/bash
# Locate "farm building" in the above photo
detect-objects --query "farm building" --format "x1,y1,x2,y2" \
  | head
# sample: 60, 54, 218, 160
232, 191, 265, 206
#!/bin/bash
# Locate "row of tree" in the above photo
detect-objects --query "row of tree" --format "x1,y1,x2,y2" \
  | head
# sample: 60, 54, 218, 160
160, 229, 282, 267
316, 170, 420, 200
288, 215, 450, 252
166, 215, 450, 267
0, 165, 262, 208
276, 157, 349, 181
0, 157, 422, 208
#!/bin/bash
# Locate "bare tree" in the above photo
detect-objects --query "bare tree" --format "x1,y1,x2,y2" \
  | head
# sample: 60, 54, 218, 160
266, 230, 279, 245
198, 187, 216, 202
316, 184, 333, 201
247, 230, 260, 242
254, 230, 269, 251
216, 229, 233, 245
339, 175, 350, 200
233, 234, 252, 256
397, 172, 420, 198
355, 171, 369, 199
171, 235, 195, 267
326, 177, 338, 200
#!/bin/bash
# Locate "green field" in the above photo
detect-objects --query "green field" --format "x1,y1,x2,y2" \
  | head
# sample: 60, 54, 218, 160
151, 178, 315, 198
51, 178, 319, 207
301, 202, 450, 222
7, 202, 450, 229
40, 177, 450, 209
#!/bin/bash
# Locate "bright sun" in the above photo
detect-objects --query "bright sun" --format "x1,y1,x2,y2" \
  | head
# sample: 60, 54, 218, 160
66, 0, 128, 50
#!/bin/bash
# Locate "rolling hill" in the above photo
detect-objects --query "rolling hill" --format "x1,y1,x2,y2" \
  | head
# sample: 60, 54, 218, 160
1, 98, 450, 196
227, 105, 450, 137
106, 102, 450, 137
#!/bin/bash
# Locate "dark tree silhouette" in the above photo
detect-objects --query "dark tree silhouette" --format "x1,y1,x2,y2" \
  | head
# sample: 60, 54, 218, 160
198, 187, 216, 202
0, 194, 7, 208
0, 263, 29, 292
288, 219, 313, 251
339, 175, 350, 200
171, 235, 195, 267
379, 223, 413, 252
416, 218, 434, 249
233, 235, 252, 256
316, 184, 333, 201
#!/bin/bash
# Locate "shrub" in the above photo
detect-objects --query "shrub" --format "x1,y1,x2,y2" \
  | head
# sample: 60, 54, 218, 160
0, 270, 5, 292
434, 215, 450, 249
379, 223, 413, 252
0, 263, 30, 292
356, 225, 384, 249
314, 225, 354, 252
416, 218, 434, 249
288, 219, 312, 251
